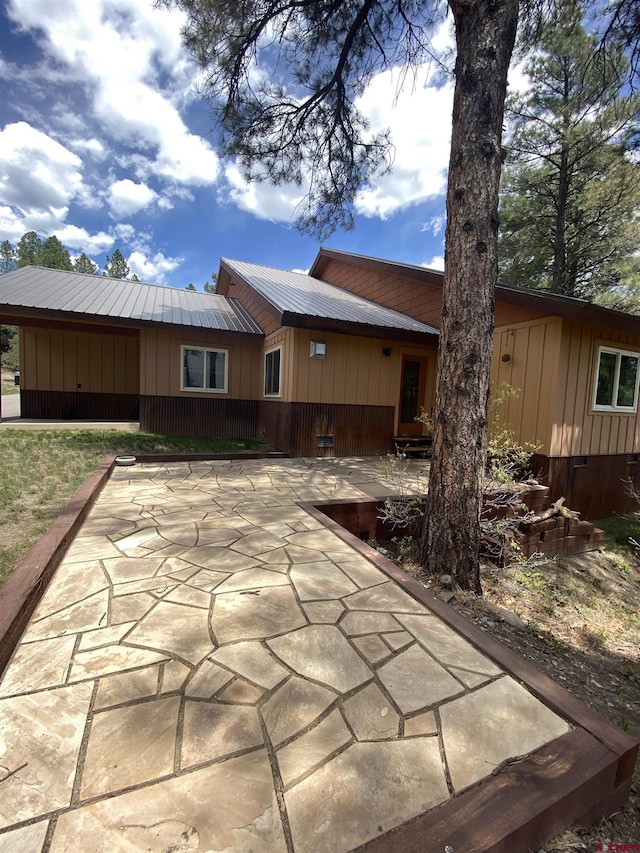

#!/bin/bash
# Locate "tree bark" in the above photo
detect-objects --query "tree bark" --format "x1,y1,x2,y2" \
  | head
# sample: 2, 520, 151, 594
420, 0, 519, 593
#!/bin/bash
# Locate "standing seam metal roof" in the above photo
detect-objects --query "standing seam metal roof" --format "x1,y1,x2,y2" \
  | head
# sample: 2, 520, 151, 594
222, 258, 440, 335
0, 266, 263, 334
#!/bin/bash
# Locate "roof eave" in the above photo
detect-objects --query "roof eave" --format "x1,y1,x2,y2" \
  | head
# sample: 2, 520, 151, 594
280, 311, 439, 345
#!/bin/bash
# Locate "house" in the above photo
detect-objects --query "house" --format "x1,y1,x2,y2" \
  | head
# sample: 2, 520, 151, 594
1, 248, 639, 519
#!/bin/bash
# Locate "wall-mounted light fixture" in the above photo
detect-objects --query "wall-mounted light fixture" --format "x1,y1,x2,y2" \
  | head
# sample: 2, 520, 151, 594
501, 329, 515, 363
382, 347, 392, 357
310, 341, 326, 358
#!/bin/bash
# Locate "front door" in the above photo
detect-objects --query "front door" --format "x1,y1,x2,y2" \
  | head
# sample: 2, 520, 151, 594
397, 356, 428, 435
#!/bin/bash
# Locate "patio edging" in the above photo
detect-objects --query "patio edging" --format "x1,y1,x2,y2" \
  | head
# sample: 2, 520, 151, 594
301, 498, 639, 850
0, 458, 636, 852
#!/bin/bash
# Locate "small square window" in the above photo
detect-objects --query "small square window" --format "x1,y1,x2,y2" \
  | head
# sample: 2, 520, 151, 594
264, 347, 281, 397
593, 346, 639, 413
181, 345, 228, 393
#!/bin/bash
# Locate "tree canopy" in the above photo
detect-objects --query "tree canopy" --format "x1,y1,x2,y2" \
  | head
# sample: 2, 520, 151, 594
499, 0, 640, 300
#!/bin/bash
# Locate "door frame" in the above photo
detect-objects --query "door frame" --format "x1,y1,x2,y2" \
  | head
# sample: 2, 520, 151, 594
397, 355, 429, 435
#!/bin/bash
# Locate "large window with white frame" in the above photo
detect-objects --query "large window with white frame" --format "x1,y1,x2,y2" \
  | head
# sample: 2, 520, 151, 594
593, 345, 640, 412
264, 346, 282, 397
181, 345, 228, 393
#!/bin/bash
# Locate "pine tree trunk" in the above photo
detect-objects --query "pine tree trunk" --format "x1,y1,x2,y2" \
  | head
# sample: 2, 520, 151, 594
420, 0, 519, 593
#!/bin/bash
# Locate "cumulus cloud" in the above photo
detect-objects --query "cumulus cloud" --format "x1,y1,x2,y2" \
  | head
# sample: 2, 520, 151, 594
128, 249, 182, 284
7, 0, 219, 189
423, 255, 445, 272
354, 66, 453, 219
53, 224, 114, 254
0, 121, 85, 213
108, 179, 157, 217
224, 163, 304, 223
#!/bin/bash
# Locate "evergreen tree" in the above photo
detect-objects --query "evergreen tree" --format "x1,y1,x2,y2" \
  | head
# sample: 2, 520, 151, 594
73, 253, 98, 275
16, 231, 42, 267
0, 240, 15, 274
103, 249, 131, 279
164, 0, 520, 591
185, 283, 196, 291
499, 1, 640, 299
36, 236, 72, 271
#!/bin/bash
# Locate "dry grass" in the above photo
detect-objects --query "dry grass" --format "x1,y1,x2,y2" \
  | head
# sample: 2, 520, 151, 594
388, 528, 640, 851
0, 429, 265, 586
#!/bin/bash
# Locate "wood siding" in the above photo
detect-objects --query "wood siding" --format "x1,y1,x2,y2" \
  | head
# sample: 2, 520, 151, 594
220, 276, 281, 335
318, 258, 444, 327
490, 317, 562, 454
140, 328, 263, 399
318, 257, 547, 329
258, 400, 395, 457
21, 327, 139, 395
550, 320, 640, 457
287, 329, 437, 420
21, 390, 138, 420
140, 395, 258, 438
536, 453, 640, 519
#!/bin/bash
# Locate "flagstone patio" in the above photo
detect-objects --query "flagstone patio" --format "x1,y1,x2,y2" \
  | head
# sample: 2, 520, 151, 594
0, 457, 636, 852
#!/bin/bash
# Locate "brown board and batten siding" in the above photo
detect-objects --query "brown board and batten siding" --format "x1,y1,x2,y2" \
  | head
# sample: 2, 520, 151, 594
316, 257, 444, 328
490, 317, 563, 455
139, 327, 263, 400
20, 327, 139, 395
550, 319, 640, 458
287, 328, 437, 411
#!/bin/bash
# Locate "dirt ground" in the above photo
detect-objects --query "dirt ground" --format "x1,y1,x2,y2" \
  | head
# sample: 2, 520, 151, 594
388, 544, 640, 851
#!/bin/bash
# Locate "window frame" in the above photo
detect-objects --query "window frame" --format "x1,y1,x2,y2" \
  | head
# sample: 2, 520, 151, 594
592, 345, 640, 414
180, 345, 229, 394
264, 345, 282, 398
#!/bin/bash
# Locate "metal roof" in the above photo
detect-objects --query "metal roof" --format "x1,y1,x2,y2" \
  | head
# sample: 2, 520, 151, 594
0, 266, 263, 334
222, 258, 440, 336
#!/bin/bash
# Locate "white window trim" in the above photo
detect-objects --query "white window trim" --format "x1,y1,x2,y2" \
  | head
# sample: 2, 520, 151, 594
264, 345, 282, 398
592, 345, 640, 413
180, 345, 228, 394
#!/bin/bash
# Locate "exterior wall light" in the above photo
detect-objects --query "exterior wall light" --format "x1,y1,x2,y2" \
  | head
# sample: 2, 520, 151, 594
310, 341, 326, 358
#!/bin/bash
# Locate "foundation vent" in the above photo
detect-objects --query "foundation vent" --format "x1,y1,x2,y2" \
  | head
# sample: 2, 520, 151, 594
316, 434, 334, 448
627, 454, 639, 464
574, 455, 588, 467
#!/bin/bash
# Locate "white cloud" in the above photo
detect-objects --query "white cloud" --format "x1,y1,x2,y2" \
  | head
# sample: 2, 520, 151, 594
422, 214, 445, 237
354, 66, 453, 219
0, 205, 27, 242
108, 179, 157, 217
0, 122, 85, 213
7, 0, 220, 189
423, 255, 445, 272
69, 137, 108, 161
128, 249, 182, 284
224, 163, 304, 223
53, 224, 113, 254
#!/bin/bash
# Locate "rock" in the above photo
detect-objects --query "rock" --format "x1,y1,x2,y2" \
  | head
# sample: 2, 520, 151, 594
439, 574, 453, 589
483, 602, 527, 630
438, 590, 456, 604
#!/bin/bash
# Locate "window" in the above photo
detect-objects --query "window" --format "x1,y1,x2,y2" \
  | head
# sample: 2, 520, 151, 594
181, 346, 228, 393
593, 346, 639, 412
264, 346, 281, 397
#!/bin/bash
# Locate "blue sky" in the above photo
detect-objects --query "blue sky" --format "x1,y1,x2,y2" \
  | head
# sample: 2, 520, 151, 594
0, 0, 455, 289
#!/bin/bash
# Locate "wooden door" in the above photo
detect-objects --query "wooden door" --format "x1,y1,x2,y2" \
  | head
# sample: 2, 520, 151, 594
397, 355, 428, 434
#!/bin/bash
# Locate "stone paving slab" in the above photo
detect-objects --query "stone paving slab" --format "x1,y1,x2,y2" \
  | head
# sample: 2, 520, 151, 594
0, 457, 580, 851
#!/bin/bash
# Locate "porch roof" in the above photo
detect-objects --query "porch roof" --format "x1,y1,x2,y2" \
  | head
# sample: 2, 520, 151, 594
0, 266, 262, 334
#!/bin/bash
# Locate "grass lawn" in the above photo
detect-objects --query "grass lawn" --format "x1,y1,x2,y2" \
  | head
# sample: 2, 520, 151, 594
0, 429, 265, 586
1, 385, 20, 395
